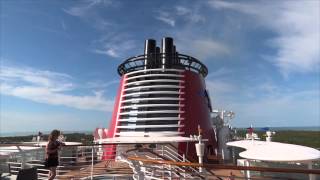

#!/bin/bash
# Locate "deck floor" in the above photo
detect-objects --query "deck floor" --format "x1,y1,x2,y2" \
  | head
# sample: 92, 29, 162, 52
58, 161, 133, 179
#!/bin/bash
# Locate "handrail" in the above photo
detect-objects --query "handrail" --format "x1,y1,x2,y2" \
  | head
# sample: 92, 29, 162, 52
117, 53, 208, 77
127, 156, 320, 175
125, 148, 206, 179
0, 142, 189, 147
167, 142, 198, 162
0, 143, 320, 178
3, 144, 319, 180
157, 146, 205, 176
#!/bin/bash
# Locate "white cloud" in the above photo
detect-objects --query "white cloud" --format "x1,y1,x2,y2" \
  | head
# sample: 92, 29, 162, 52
155, 6, 205, 27
86, 79, 118, 89
175, 6, 205, 23
93, 19, 113, 30
0, 64, 115, 112
61, 20, 67, 31
92, 35, 136, 58
230, 89, 320, 127
206, 79, 235, 95
156, 11, 176, 27
176, 6, 190, 15
257, 82, 279, 95
0, 111, 108, 133
158, 7, 230, 60
94, 49, 119, 58
0, 65, 73, 92
205, 77, 319, 127
176, 38, 230, 60
63, 1, 95, 17
63, 0, 116, 32
207, 67, 232, 78
64, 0, 136, 59
64, 0, 112, 17
209, 0, 254, 13
209, 0, 320, 75
205, 79, 238, 111
191, 39, 230, 58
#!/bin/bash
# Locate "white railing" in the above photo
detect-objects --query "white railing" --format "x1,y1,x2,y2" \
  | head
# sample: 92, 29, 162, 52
1, 142, 209, 180
2, 143, 316, 180
1, 145, 128, 179
1, 143, 202, 180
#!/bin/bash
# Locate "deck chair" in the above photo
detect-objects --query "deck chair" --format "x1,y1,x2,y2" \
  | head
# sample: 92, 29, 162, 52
16, 167, 38, 180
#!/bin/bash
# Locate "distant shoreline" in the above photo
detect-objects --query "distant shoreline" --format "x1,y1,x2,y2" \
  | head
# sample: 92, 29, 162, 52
0, 130, 93, 137
1, 126, 319, 137
235, 126, 320, 131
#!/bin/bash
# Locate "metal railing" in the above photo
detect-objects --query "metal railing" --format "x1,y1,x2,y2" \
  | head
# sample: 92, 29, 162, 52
1, 143, 200, 179
1, 143, 319, 180
1, 144, 131, 179
117, 53, 208, 77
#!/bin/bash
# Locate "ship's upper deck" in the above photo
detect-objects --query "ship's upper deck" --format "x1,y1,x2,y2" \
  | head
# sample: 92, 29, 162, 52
118, 53, 208, 77
117, 37, 208, 77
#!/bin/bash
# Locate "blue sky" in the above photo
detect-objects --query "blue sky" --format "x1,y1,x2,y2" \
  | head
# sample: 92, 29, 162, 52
0, 0, 319, 133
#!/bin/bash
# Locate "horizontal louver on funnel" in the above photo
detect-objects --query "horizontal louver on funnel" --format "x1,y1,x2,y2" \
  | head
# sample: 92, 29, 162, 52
116, 69, 185, 137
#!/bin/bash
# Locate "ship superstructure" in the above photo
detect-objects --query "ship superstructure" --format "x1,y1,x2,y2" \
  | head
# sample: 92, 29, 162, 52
106, 37, 217, 160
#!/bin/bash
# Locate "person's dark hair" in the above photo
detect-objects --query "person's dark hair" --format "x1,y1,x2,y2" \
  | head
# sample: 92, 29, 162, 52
49, 129, 60, 142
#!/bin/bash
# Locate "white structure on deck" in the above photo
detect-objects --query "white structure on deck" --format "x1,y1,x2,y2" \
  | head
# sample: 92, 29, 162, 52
211, 110, 235, 160
227, 140, 320, 180
94, 136, 200, 144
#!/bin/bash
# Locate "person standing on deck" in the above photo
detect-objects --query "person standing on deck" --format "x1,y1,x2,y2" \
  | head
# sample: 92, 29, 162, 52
45, 130, 65, 180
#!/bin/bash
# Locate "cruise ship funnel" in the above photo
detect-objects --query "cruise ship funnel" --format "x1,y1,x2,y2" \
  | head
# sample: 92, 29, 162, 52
107, 37, 216, 161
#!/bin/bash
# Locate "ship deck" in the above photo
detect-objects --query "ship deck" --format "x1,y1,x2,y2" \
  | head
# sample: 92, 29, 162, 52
57, 160, 133, 179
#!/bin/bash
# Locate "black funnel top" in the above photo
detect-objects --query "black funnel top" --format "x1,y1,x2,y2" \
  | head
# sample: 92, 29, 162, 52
161, 37, 174, 68
144, 39, 156, 55
144, 39, 156, 69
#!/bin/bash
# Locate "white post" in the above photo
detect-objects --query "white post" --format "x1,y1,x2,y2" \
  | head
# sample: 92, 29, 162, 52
91, 146, 94, 180
266, 131, 272, 142
244, 159, 251, 180
308, 162, 315, 180
232, 147, 236, 164
221, 149, 225, 160
17, 146, 26, 169
98, 128, 103, 160
168, 164, 172, 180
37, 135, 40, 146
195, 135, 204, 173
